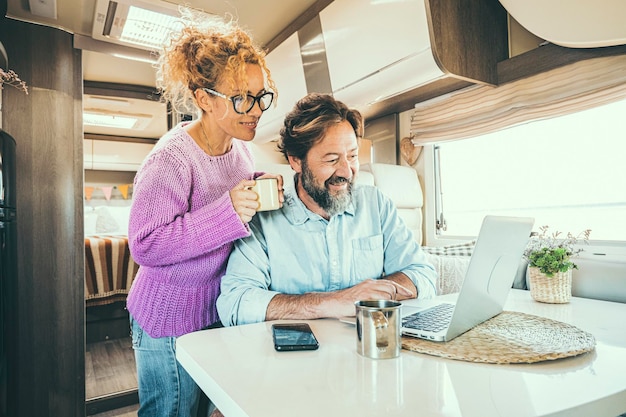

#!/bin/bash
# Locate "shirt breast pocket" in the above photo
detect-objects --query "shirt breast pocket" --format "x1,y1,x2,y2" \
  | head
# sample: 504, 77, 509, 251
351, 235, 384, 283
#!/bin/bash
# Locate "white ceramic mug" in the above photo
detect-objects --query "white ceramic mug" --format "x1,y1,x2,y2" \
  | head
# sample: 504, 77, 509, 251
252, 178, 280, 211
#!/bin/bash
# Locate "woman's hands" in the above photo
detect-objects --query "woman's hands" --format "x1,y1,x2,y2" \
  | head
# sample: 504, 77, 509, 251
230, 174, 284, 224
256, 173, 285, 205
230, 179, 258, 224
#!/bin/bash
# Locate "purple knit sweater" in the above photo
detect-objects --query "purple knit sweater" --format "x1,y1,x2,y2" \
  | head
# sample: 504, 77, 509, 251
126, 123, 255, 338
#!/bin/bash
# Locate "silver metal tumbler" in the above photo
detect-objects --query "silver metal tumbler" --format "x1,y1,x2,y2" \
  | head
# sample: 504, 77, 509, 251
355, 300, 402, 359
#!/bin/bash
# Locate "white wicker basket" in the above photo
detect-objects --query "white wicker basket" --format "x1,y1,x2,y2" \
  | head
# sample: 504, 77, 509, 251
528, 266, 572, 303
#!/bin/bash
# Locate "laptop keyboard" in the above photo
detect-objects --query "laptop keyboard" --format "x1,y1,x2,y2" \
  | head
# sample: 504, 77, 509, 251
402, 303, 454, 332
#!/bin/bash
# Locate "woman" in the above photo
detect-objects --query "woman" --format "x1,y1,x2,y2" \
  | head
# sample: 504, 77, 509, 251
126, 9, 281, 417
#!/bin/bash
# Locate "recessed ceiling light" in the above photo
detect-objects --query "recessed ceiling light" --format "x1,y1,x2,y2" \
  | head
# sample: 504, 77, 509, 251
83, 111, 153, 130
84, 112, 139, 129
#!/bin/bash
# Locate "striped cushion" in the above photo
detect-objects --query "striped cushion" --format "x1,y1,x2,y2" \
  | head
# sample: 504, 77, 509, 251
85, 235, 139, 307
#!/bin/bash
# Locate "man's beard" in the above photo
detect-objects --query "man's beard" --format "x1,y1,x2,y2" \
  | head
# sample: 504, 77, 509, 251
300, 159, 354, 216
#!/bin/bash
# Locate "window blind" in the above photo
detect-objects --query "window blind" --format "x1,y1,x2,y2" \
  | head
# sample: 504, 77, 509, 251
410, 53, 626, 145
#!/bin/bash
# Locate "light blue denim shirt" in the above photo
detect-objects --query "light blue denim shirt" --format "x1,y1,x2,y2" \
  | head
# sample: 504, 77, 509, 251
217, 178, 437, 326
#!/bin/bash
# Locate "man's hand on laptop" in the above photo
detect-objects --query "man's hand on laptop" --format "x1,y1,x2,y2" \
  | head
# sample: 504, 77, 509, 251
266, 276, 417, 320
348, 278, 405, 299
333, 277, 416, 315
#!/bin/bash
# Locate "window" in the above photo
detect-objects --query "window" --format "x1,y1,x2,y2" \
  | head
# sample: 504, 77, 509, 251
432, 98, 626, 243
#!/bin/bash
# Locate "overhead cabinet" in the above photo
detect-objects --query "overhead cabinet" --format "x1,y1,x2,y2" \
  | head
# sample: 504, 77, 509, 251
253, 0, 507, 143
319, 0, 443, 110
84, 139, 154, 171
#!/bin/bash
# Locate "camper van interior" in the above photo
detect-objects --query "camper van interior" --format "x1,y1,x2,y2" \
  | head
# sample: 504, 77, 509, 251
1, 0, 626, 416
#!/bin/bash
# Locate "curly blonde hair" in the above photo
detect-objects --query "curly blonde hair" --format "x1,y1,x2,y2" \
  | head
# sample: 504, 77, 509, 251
156, 8, 276, 115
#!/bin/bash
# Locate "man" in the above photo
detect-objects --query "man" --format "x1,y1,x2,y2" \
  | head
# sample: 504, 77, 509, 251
217, 93, 436, 326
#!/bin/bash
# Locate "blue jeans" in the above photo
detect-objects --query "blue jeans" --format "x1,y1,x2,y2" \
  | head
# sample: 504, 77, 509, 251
130, 316, 204, 417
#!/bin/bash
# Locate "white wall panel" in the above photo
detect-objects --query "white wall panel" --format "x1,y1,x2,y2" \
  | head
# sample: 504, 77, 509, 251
255, 33, 308, 143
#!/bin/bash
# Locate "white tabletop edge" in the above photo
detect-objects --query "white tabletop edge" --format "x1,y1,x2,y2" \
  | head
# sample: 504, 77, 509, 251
176, 289, 626, 417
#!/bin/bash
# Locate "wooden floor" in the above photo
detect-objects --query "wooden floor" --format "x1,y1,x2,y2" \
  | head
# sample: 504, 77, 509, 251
86, 337, 138, 408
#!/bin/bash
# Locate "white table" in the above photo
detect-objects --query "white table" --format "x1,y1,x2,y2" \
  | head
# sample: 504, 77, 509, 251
176, 290, 626, 417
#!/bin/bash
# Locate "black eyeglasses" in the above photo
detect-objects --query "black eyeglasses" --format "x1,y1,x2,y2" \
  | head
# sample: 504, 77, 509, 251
203, 88, 274, 114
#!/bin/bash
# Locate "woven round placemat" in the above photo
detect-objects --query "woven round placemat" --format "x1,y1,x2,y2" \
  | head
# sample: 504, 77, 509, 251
401, 311, 596, 364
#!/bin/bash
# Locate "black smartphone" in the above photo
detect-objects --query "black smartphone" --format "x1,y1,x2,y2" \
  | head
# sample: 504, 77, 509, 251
272, 323, 319, 351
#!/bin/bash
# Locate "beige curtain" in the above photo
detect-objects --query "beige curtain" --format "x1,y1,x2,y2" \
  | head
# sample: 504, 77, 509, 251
410, 54, 626, 145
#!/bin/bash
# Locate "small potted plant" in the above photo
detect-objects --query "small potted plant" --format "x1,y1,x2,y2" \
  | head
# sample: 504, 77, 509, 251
523, 226, 591, 303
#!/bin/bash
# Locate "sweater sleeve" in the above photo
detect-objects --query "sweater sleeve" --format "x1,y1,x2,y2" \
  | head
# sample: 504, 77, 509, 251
128, 149, 250, 267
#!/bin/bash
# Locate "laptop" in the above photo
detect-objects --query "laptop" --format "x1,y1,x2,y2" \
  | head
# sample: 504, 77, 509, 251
401, 215, 534, 342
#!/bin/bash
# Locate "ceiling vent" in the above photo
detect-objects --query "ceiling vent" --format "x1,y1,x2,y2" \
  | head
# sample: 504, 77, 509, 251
91, 0, 181, 51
